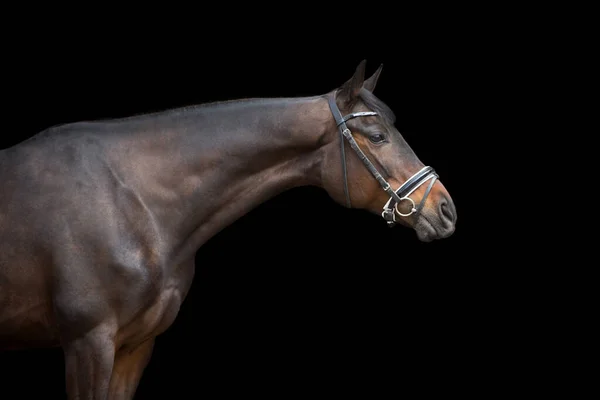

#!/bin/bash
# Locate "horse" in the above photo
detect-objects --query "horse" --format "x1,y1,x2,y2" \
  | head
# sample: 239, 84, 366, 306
0, 60, 456, 399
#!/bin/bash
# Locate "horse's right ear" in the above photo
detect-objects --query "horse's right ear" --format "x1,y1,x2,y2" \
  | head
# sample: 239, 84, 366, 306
363, 64, 383, 92
337, 60, 367, 108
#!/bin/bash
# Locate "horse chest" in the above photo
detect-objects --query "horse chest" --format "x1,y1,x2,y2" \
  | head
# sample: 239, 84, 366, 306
117, 260, 194, 346
116, 285, 183, 348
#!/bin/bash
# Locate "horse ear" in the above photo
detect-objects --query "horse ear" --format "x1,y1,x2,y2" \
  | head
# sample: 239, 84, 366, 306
337, 59, 367, 107
363, 63, 383, 92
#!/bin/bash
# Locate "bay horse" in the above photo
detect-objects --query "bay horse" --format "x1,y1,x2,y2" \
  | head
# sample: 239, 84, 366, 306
0, 60, 456, 399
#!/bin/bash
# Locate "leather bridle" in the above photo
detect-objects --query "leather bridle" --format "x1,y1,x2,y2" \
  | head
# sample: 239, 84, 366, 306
327, 92, 438, 227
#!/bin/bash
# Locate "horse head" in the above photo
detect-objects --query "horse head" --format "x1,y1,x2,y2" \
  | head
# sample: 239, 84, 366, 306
320, 60, 457, 242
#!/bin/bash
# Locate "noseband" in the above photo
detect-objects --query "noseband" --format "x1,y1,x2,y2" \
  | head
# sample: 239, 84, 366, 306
327, 92, 438, 227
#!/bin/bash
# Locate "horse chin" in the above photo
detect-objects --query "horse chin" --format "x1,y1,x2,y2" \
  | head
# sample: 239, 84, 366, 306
414, 214, 456, 242
414, 216, 440, 242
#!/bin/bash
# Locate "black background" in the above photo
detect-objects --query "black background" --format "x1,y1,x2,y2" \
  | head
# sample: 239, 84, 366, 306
0, 12, 516, 399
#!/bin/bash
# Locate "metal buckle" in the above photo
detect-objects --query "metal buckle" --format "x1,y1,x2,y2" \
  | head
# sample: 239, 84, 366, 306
382, 208, 396, 224
382, 208, 394, 220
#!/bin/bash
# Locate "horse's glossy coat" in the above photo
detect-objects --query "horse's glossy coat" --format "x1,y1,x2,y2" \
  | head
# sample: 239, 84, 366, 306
0, 61, 456, 399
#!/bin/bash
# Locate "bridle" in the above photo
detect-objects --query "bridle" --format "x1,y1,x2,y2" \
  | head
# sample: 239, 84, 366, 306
327, 91, 439, 227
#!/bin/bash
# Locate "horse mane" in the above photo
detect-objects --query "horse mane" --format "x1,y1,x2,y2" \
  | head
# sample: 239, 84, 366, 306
95, 96, 321, 124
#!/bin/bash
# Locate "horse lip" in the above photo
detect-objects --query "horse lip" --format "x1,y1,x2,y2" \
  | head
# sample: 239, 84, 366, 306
415, 215, 437, 242
416, 214, 455, 241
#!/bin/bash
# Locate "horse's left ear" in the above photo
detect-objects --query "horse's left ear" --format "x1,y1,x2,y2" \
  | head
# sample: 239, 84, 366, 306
337, 60, 367, 107
363, 64, 383, 92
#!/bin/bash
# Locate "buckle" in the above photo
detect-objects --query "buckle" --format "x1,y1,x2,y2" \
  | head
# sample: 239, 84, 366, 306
382, 208, 395, 222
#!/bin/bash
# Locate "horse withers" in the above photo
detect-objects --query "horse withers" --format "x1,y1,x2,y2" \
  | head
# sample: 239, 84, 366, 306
0, 60, 456, 399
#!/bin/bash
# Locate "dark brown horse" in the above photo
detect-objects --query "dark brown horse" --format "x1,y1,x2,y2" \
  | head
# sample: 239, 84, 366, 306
0, 60, 456, 399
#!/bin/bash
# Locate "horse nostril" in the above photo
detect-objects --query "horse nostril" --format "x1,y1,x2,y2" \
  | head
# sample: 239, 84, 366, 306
440, 200, 455, 225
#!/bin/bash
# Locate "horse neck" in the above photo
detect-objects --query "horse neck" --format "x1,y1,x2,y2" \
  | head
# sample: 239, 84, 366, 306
110, 95, 334, 262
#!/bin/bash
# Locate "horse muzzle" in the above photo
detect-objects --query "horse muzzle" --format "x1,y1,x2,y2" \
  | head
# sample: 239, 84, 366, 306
413, 190, 457, 242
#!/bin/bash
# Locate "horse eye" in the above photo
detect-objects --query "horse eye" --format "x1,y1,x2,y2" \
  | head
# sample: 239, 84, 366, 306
369, 133, 386, 143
